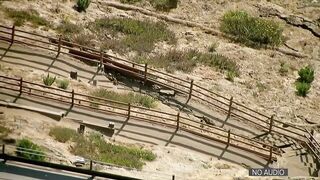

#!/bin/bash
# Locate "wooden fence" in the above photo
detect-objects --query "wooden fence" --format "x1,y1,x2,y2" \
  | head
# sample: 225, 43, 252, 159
0, 74, 280, 161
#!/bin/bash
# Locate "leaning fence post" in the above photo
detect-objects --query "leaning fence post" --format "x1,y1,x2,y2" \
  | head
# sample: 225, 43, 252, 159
127, 103, 131, 118
11, 25, 15, 44
268, 146, 273, 163
227, 97, 233, 119
269, 115, 274, 134
71, 89, 74, 107
56, 36, 62, 58
186, 80, 194, 104
144, 63, 148, 85
176, 112, 180, 131
227, 130, 231, 147
19, 77, 23, 95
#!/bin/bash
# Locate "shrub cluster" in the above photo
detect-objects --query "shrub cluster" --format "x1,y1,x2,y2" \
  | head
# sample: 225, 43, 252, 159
49, 126, 78, 143
295, 65, 315, 97
77, 0, 91, 12
16, 139, 45, 161
57, 79, 70, 90
220, 10, 283, 47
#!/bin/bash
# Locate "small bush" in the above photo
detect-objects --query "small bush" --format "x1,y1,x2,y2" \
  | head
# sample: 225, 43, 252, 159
90, 89, 157, 108
208, 43, 217, 52
16, 139, 45, 161
77, 0, 91, 12
57, 79, 69, 89
220, 10, 283, 47
298, 66, 314, 83
0, 125, 10, 139
49, 126, 78, 143
226, 71, 236, 82
4, 8, 50, 27
43, 74, 56, 86
296, 82, 311, 97
150, 0, 178, 11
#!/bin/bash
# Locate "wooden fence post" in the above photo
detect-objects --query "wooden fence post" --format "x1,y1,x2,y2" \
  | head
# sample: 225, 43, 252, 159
19, 77, 23, 95
269, 115, 274, 134
186, 80, 194, 104
99, 50, 103, 69
172, 175, 175, 180
227, 97, 233, 119
89, 160, 93, 171
127, 103, 131, 118
71, 89, 74, 107
56, 36, 61, 58
144, 63, 148, 85
176, 112, 180, 131
227, 130, 231, 147
268, 146, 273, 163
11, 25, 15, 44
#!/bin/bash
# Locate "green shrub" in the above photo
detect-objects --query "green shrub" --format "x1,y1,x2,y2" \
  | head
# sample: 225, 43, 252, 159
77, 0, 91, 12
49, 126, 78, 143
43, 74, 56, 86
150, 0, 178, 11
4, 8, 50, 27
208, 43, 217, 52
220, 10, 283, 47
0, 125, 10, 139
93, 18, 176, 53
71, 132, 156, 169
296, 82, 311, 97
90, 89, 157, 108
226, 71, 236, 82
56, 79, 69, 89
16, 139, 45, 161
298, 66, 314, 83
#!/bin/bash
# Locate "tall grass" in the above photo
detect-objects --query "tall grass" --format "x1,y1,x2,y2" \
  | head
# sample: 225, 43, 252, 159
49, 126, 78, 143
93, 18, 176, 53
220, 10, 283, 47
90, 89, 157, 108
135, 49, 239, 76
4, 8, 50, 27
71, 132, 156, 169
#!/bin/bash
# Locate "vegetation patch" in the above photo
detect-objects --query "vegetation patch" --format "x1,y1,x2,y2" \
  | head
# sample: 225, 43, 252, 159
71, 132, 156, 169
220, 10, 283, 47
49, 126, 78, 143
150, 0, 179, 11
3, 8, 50, 27
135, 49, 239, 76
43, 74, 56, 86
0, 124, 10, 139
295, 65, 315, 97
92, 18, 176, 53
16, 139, 45, 161
56, 20, 82, 41
90, 88, 157, 108
77, 0, 91, 12
56, 79, 70, 90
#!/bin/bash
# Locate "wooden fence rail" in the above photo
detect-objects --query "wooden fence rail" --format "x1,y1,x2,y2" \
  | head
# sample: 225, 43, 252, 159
0, 25, 309, 143
0, 75, 280, 161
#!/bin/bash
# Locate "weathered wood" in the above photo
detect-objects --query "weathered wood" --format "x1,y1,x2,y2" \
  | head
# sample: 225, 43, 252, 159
227, 97, 233, 119
176, 112, 180, 130
269, 115, 274, 134
19, 77, 23, 95
11, 25, 15, 44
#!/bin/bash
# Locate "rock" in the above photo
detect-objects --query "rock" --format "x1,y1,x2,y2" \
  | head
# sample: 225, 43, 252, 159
159, 89, 175, 97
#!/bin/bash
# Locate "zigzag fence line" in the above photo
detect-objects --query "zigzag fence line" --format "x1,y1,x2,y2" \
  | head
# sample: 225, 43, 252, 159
0, 24, 315, 155
0, 74, 279, 161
